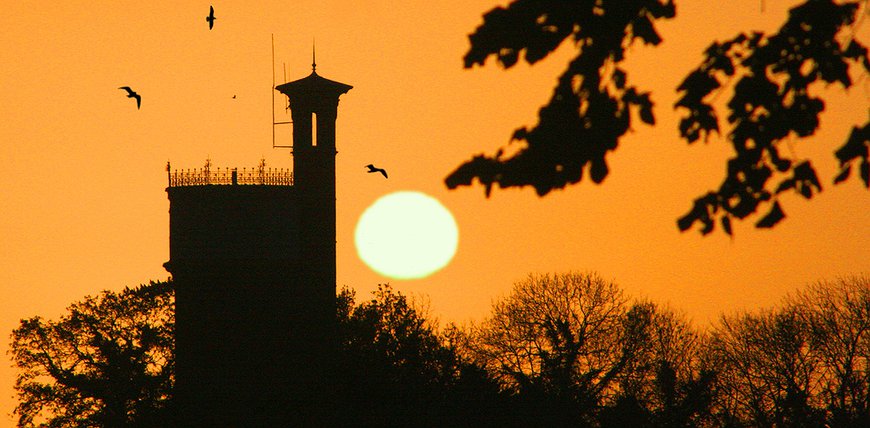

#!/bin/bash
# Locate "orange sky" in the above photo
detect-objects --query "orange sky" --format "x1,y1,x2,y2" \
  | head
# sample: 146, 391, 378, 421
1, 1, 867, 424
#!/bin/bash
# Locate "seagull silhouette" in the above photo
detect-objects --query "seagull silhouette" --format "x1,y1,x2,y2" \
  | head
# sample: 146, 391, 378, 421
118, 86, 141, 109
366, 164, 388, 178
206, 6, 216, 29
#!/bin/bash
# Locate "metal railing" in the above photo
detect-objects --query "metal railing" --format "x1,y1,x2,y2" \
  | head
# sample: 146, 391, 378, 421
167, 165, 293, 187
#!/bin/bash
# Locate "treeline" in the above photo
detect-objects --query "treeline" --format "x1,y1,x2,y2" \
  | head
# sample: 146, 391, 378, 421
10, 273, 869, 427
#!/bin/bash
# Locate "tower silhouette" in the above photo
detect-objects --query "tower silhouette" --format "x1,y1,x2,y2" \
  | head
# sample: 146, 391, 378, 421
165, 63, 351, 426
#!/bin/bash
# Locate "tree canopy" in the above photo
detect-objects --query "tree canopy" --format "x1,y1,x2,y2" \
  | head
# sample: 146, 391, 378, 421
10, 281, 174, 428
335, 284, 506, 427
706, 275, 870, 426
460, 272, 714, 426
445, 0, 868, 235
10, 281, 505, 427
11, 274, 869, 426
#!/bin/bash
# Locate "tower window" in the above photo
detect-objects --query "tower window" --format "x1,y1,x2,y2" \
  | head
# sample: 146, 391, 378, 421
311, 112, 317, 147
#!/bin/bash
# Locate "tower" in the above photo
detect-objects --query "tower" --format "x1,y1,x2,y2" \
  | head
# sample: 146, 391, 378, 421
164, 60, 351, 426
275, 61, 352, 342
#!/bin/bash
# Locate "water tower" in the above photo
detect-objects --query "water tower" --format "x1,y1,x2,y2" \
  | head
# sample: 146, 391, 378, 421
164, 61, 351, 426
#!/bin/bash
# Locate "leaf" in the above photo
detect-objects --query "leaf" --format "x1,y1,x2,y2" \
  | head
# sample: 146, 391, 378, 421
774, 157, 792, 172
676, 71, 720, 101
835, 123, 870, 164
755, 201, 785, 229
632, 16, 662, 46
612, 68, 627, 89
833, 166, 851, 184
700, 218, 715, 235
590, 158, 608, 183
721, 215, 733, 236
512, 127, 530, 141
793, 160, 822, 195
678, 194, 717, 234
862, 159, 870, 188
638, 93, 655, 125
842, 40, 868, 62
677, 212, 696, 232
775, 178, 796, 194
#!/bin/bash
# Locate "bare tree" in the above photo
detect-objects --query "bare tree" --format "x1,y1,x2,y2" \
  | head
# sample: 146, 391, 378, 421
706, 275, 870, 427
608, 301, 715, 427
463, 271, 710, 424
707, 307, 825, 427
791, 275, 870, 427
466, 273, 627, 398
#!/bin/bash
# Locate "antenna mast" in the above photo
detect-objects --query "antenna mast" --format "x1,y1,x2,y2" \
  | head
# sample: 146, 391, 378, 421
271, 34, 292, 149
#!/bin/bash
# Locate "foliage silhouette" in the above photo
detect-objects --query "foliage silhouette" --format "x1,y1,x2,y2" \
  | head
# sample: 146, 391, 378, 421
333, 284, 508, 427
10, 281, 174, 428
446, 0, 868, 235
12, 274, 869, 426
446, 0, 675, 197
705, 274, 870, 427
459, 272, 711, 425
675, 0, 869, 235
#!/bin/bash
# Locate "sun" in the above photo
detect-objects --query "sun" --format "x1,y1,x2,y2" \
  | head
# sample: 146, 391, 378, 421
355, 191, 459, 280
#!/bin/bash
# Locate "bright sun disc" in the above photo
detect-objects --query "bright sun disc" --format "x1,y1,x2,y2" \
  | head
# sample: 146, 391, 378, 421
355, 191, 459, 279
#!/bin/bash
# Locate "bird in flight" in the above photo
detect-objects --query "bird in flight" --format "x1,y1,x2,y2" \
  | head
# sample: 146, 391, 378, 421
366, 164, 388, 178
118, 86, 141, 109
206, 6, 216, 30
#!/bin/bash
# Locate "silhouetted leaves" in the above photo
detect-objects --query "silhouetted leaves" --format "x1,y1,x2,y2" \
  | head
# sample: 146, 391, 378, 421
450, 0, 867, 235
834, 121, 870, 187
447, 0, 677, 196
833, 164, 852, 184
721, 215, 733, 236
755, 200, 785, 228
676, 0, 868, 234
792, 161, 823, 198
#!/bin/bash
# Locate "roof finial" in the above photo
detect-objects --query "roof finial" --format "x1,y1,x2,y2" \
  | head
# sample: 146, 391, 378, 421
312, 38, 317, 72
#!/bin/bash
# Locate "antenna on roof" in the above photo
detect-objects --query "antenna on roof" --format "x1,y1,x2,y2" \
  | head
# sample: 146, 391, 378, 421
312, 38, 317, 72
271, 33, 292, 150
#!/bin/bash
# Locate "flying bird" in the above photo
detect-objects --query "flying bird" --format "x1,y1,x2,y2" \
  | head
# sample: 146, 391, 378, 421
206, 6, 216, 29
366, 164, 388, 178
118, 86, 141, 109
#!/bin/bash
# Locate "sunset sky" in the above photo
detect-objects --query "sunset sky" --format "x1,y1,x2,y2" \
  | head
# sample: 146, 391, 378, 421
1, 0, 867, 423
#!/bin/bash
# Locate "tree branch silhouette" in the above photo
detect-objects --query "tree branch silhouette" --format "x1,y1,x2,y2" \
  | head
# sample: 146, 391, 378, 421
447, 0, 868, 235
446, 0, 675, 196
676, 0, 869, 235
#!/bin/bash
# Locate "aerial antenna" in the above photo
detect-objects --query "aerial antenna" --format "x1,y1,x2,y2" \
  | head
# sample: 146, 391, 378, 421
271, 34, 292, 149
312, 38, 317, 72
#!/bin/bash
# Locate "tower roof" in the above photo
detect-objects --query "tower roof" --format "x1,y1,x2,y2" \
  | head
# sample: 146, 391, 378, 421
275, 71, 352, 99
